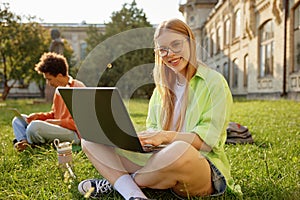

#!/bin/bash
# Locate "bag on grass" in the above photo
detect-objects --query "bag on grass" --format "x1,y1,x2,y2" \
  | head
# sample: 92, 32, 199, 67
226, 122, 254, 144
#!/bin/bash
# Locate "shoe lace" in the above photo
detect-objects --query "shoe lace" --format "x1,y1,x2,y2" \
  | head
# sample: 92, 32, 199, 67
94, 179, 112, 195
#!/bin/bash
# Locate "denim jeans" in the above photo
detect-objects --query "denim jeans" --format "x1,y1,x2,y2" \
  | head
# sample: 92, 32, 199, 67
207, 159, 227, 196
12, 114, 80, 144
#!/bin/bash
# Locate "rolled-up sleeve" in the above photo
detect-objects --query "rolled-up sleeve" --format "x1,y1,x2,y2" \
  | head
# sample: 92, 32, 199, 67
188, 71, 232, 148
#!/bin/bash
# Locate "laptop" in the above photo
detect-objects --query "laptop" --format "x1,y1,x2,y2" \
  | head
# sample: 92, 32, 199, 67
58, 87, 165, 153
7, 108, 28, 127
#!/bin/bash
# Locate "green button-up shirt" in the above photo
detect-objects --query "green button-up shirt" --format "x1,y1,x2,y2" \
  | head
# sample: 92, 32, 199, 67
146, 65, 241, 194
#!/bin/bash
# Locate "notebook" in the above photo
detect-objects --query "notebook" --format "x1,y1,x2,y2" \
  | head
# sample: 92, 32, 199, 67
7, 108, 28, 127
58, 87, 165, 153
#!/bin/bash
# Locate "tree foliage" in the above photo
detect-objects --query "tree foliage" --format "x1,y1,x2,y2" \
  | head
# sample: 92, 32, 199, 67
0, 3, 74, 100
83, 0, 155, 98
0, 3, 50, 100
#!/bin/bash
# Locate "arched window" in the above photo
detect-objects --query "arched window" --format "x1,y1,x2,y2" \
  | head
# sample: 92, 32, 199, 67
294, 4, 300, 72
259, 20, 274, 77
224, 19, 231, 45
234, 9, 241, 39
232, 59, 239, 88
244, 54, 248, 87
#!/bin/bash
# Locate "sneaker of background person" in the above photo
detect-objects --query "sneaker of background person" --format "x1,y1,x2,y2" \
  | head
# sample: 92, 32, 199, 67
14, 140, 30, 152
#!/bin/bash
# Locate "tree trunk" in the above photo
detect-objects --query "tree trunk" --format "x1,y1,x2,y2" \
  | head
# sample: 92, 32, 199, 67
38, 83, 45, 98
1, 84, 12, 101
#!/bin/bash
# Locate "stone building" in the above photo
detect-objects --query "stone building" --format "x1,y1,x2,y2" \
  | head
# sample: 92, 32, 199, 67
42, 22, 105, 63
179, 0, 300, 100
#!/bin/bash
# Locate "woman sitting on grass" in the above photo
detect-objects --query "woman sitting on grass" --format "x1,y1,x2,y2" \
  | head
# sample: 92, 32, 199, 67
78, 18, 242, 200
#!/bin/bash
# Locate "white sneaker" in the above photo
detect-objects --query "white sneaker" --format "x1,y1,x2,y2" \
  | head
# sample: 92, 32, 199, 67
78, 178, 113, 198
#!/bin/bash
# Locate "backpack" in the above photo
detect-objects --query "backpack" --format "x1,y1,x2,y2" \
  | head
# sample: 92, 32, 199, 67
226, 122, 254, 144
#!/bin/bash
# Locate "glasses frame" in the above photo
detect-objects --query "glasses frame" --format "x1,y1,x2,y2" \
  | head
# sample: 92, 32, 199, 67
155, 38, 188, 57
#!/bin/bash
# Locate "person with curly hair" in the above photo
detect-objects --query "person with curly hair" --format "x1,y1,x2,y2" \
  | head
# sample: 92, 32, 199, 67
12, 52, 85, 151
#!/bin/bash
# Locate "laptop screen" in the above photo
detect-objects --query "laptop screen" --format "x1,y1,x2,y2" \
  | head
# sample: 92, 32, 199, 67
58, 87, 145, 152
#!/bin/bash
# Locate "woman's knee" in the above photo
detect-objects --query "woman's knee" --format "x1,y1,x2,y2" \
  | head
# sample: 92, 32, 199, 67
81, 139, 89, 153
149, 141, 196, 170
81, 139, 103, 156
165, 141, 196, 162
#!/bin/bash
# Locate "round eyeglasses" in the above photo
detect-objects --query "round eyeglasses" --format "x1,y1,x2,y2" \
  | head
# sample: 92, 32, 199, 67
155, 39, 188, 57
154, 39, 187, 57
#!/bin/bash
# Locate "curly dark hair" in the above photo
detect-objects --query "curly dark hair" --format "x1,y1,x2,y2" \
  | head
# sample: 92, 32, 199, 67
35, 52, 68, 76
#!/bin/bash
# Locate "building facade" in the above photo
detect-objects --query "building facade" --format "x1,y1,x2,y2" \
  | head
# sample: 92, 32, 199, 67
179, 0, 300, 100
42, 22, 105, 63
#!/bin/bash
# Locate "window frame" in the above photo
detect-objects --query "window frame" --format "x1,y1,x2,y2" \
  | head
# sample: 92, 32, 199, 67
224, 18, 231, 46
232, 58, 239, 88
244, 54, 248, 88
293, 3, 300, 72
233, 9, 241, 39
259, 20, 274, 78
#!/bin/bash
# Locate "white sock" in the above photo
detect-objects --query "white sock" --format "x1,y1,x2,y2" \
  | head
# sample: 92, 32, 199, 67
113, 174, 147, 200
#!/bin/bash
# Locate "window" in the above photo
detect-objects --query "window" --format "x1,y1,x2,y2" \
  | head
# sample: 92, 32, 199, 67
259, 20, 274, 77
216, 65, 221, 73
189, 16, 195, 25
216, 26, 222, 53
294, 4, 300, 72
223, 62, 229, 83
234, 9, 241, 39
232, 59, 239, 88
210, 32, 215, 57
80, 42, 87, 60
224, 19, 231, 45
244, 55, 248, 87
202, 37, 209, 61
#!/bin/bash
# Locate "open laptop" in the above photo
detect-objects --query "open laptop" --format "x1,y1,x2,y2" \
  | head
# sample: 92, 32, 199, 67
58, 87, 164, 153
7, 108, 28, 127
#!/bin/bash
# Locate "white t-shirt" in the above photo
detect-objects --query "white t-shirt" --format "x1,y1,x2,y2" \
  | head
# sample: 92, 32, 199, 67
171, 81, 186, 131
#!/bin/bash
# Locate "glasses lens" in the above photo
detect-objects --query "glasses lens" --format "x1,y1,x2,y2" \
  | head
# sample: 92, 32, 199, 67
158, 48, 168, 57
169, 40, 183, 53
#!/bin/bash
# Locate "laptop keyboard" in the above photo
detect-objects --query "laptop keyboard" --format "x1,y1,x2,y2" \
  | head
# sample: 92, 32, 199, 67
142, 144, 167, 153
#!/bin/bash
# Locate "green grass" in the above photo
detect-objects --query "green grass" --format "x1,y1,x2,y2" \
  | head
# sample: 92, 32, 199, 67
0, 99, 299, 200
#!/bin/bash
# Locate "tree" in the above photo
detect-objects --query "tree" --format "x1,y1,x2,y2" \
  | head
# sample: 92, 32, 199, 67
0, 3, 75, 100
0, 2, 50, 100
83, 0, 155, 98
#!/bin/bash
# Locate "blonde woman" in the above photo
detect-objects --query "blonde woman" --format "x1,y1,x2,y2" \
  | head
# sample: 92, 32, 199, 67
78, 19, 241, 200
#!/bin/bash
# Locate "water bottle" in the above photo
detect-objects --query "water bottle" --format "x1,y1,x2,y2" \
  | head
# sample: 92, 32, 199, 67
54, 139, 76, 180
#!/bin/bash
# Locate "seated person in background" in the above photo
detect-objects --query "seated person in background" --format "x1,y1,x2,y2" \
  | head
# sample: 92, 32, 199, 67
12, 52, 85, 151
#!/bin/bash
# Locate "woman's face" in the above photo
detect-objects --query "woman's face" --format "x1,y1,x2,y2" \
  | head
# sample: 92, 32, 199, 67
156, 31, 190, 75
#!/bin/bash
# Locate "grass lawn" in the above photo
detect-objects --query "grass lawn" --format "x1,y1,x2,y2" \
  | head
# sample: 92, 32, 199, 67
0, 98, 299, 200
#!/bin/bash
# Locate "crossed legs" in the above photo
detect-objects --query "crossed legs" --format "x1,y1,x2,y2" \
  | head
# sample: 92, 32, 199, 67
82, 139, 213, 197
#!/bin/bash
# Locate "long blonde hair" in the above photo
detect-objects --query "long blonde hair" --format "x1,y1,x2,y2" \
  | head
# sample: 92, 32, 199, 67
153, 19, 198, 131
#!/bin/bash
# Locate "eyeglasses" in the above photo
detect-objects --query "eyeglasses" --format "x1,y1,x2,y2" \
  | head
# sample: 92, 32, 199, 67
155, 39, 188, 57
